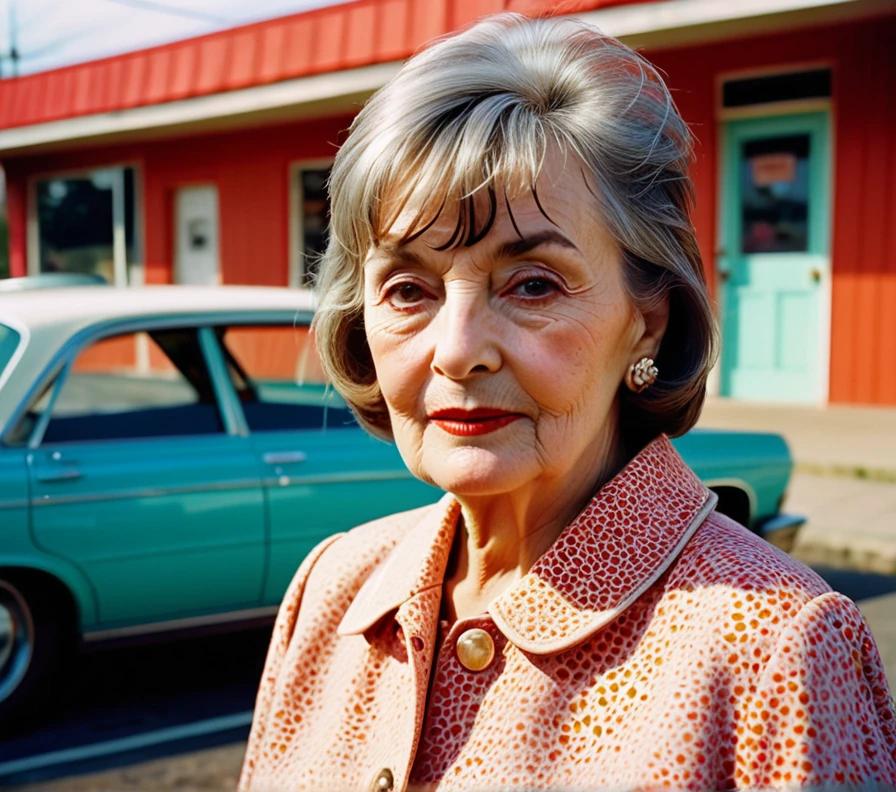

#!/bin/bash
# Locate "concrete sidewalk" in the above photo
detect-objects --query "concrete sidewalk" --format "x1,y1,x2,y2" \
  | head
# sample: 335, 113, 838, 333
699, 399, 896, 479
699, 399, 896, 573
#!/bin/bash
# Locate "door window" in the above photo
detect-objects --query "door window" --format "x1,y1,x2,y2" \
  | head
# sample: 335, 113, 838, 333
39, 329, 223, 444
216, 324, 353, 432
740, 134, 810, 254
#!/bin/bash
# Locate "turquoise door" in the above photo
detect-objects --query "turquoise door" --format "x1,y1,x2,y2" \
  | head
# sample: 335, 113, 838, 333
719, 112, 830, 402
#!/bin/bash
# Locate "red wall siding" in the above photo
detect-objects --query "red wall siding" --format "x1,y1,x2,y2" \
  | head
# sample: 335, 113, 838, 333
7, 115, 351, 286
649, 15, 896, 405
828, 23, 896, 403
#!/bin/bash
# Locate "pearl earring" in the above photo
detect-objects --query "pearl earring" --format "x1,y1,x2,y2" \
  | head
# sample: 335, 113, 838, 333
628, 357, 658, 393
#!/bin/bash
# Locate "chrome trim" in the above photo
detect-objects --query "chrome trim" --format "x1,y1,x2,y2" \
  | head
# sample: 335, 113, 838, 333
757, 513, 806, 553
30, 477, 262, 508
26, 360, 70, 450
263, 450, 307, 465
0, 499, 30, 511
198, 325, 249, 438
35, 466, 82, 483
756, 512, 806, 533
261, 469, 415, 488
82, 606, 278, 642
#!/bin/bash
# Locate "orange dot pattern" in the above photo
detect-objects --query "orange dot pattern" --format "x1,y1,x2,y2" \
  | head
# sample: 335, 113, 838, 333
239, 436, 896, 791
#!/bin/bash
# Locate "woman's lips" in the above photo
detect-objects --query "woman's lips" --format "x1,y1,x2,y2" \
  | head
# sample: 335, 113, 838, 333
428, 408, 523, 437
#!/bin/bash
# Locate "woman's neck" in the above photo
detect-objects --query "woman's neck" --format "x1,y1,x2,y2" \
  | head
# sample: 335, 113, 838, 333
442, 424, 629, 623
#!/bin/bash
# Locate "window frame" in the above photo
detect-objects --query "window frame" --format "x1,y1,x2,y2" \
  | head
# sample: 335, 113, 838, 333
715, 61, 833, 121
2, 313, 304, 450
288, 159, 333, 288
26, 162, 145, 287
0, 321, 24, 388
32, 328, 228, 447
206, 316, 351, 436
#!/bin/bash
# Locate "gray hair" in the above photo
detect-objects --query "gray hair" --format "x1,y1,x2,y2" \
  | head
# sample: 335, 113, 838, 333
313, 12, 717, 445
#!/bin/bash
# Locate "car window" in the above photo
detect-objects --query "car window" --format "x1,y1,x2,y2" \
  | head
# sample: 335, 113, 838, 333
0, 323, 20, 378
216, 324, 354, 432
39, 328, 224, 444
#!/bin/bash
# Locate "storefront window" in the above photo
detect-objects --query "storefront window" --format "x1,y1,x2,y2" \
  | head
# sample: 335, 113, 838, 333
294, 165, 331, 286
35, 166, 138, 285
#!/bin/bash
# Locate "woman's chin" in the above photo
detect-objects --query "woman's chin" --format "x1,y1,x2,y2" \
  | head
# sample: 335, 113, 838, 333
418, 444, 538, 497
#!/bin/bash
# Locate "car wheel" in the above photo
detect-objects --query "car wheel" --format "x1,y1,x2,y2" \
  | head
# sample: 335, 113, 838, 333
0, 577, 65, 729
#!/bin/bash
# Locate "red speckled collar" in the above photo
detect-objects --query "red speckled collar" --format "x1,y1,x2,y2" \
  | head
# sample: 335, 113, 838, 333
339, 435, 716, 654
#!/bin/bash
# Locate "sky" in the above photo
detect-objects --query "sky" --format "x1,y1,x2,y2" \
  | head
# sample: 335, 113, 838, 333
0, 0, 353, 76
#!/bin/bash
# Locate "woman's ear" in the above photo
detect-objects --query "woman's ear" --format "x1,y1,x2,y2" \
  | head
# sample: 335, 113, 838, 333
632, 293, 670, 362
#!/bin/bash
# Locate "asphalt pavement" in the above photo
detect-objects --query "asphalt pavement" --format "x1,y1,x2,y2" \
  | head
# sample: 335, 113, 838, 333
6, 744, 246, 791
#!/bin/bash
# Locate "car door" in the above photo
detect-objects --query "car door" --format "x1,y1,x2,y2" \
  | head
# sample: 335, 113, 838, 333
25, 324, 266, 627
210, 320, 440, 604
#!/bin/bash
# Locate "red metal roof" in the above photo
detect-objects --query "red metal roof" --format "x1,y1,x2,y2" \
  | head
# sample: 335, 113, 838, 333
0, 0, 648, 131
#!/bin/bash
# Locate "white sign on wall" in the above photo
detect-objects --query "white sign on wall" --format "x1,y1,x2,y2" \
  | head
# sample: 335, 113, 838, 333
175, 185, 220, 285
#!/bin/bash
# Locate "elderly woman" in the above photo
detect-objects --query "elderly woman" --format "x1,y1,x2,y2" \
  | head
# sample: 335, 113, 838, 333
239, 13, 895, 792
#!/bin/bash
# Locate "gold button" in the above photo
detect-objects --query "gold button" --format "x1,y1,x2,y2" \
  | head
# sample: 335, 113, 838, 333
456, 627, 495, 671
371, 768, 393, 792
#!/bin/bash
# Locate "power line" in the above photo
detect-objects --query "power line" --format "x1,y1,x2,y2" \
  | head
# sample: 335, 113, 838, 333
102, 0, 232, 25
17, 22, 111, 60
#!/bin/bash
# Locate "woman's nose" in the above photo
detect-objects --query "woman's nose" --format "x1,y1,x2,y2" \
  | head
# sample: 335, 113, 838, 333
430, 289, 501, 380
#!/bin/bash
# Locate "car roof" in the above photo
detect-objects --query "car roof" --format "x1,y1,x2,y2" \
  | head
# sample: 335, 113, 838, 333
0, 284, 316, 333
0, 285, 318, 436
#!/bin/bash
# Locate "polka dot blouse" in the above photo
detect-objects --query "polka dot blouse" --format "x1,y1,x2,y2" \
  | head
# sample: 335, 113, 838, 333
239, 435, 896, 791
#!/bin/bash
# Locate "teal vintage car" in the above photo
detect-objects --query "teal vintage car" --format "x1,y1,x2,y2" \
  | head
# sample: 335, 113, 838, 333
0, 279, 803, 723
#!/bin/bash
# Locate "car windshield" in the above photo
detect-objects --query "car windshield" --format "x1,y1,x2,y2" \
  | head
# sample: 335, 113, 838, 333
0, 323, 21, 379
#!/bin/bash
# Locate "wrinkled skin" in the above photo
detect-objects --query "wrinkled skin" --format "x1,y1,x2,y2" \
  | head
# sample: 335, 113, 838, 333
363, 153, 668, 618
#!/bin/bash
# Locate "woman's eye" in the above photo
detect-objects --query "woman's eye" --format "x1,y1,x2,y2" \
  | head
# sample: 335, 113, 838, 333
512, 277, 559, 299
387, 281, 428, 307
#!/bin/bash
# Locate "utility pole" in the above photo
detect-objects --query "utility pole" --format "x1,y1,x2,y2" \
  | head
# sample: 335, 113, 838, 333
0, 0, 20, 78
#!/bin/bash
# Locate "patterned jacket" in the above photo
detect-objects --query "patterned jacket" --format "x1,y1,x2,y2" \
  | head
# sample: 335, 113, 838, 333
239, 435, 896, 791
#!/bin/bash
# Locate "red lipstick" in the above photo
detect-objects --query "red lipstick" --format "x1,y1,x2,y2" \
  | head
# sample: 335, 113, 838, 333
428, 408, 523, 437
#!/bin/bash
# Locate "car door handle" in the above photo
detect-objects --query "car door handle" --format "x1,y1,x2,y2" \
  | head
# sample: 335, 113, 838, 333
36, 467, 83, 483
262, 451, 307, 465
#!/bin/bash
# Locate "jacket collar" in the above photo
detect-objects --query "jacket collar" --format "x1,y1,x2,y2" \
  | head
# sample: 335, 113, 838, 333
338, 435, 716, 654
338, 492, 460, 636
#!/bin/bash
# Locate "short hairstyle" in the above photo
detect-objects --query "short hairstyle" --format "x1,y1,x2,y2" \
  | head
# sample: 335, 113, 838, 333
313, 12, 717, 446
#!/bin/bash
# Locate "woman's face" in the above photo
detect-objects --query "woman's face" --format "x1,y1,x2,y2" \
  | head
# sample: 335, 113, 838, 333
363, 157, 663, 497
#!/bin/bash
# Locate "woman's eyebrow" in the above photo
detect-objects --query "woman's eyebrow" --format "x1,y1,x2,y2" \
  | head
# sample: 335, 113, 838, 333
495, 230, 581, 259
368, 242, 425, 267
371, 229, 580, 266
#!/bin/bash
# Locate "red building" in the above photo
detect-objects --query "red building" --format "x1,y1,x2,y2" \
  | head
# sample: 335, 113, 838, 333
1, 0, 894, 405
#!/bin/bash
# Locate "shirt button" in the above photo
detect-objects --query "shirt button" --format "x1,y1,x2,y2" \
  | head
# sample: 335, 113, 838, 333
371, 768, 394, 792
456, 627, 495, 671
